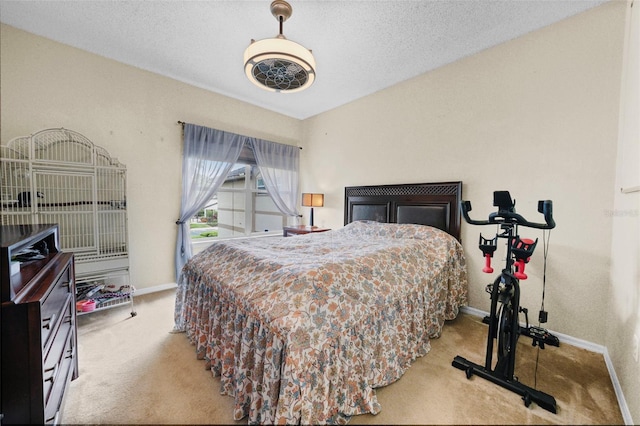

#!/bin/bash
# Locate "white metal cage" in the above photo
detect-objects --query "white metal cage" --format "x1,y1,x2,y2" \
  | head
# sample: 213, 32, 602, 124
1, 128, 134, 315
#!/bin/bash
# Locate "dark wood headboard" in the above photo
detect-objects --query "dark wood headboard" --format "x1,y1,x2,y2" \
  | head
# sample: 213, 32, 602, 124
344, 181, 462, 241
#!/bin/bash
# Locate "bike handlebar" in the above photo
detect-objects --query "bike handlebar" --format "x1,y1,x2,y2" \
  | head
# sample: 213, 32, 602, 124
461, 193, 556, 230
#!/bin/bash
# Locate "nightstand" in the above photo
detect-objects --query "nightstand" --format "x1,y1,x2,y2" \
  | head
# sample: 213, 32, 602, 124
283, 225, 331, 237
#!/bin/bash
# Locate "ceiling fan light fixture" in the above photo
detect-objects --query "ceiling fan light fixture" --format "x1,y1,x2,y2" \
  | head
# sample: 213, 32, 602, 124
243, 0, 316, 93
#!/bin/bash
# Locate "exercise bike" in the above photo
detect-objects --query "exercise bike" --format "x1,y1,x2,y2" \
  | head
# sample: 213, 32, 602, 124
452, 191, 559, 413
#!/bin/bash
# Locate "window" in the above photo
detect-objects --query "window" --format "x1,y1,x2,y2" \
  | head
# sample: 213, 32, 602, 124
190, 146, 287, 241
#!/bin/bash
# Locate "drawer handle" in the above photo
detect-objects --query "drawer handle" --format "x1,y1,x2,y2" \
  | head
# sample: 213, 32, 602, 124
42, 314, 56, 330
44, 363, 58, 382
60, 280, 70, 288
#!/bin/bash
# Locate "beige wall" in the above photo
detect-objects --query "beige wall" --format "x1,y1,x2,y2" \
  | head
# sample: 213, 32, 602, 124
0, 23, 302, 291
1, 1, 637, 422
302, 1, 625, 344
608, 0, 640, 423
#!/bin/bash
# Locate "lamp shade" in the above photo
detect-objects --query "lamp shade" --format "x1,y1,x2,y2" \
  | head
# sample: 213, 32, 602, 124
244, 37, 316, 93
244, 0, 316, 93
302, 193, 324, 207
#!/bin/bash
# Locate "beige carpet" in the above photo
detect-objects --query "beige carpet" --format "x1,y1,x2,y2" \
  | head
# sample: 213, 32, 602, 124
62, 289, 624, 425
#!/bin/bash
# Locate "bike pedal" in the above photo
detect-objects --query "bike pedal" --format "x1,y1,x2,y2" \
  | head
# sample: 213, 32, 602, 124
546, 334, 560, 347
529, 326, 548, 338
528, 326, 560, 347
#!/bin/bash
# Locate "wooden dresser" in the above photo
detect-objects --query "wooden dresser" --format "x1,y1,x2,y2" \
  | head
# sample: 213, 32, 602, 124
1, 224, 78, 424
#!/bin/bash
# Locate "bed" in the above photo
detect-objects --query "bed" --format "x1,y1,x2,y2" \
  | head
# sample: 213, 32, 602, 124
174, 181, 468, 424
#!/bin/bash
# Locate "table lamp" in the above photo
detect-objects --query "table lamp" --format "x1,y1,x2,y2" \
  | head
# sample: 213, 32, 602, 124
301, 193, 324, 227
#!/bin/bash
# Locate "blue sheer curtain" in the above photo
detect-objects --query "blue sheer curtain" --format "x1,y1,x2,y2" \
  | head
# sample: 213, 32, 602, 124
174, 124, 244, 330
250, 138, 301, 218
173, 124, 301, 331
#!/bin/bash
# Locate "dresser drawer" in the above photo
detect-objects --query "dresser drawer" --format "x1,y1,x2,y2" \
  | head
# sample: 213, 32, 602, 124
40, 261, 73, 348
43, 301, 76, 424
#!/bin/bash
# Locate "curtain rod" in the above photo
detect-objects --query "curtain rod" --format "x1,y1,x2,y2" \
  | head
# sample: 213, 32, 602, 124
177, 120, 302, 149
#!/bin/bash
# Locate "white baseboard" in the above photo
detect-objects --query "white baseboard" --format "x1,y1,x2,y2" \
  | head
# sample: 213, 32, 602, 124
133, 282, 177, 296
459, 306, 632, 424
602, 348, 634, 425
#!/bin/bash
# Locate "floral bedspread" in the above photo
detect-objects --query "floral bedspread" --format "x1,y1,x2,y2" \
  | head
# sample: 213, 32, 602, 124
174, 221, 467, 424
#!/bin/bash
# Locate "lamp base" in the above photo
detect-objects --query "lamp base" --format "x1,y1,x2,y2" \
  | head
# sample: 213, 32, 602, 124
309, 207, 314, 227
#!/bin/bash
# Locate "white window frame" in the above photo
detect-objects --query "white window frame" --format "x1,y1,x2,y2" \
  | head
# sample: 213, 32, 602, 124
191, 164, 285, 253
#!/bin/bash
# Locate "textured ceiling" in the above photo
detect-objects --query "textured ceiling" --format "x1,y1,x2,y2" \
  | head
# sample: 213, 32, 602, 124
0, 0, 607, 120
